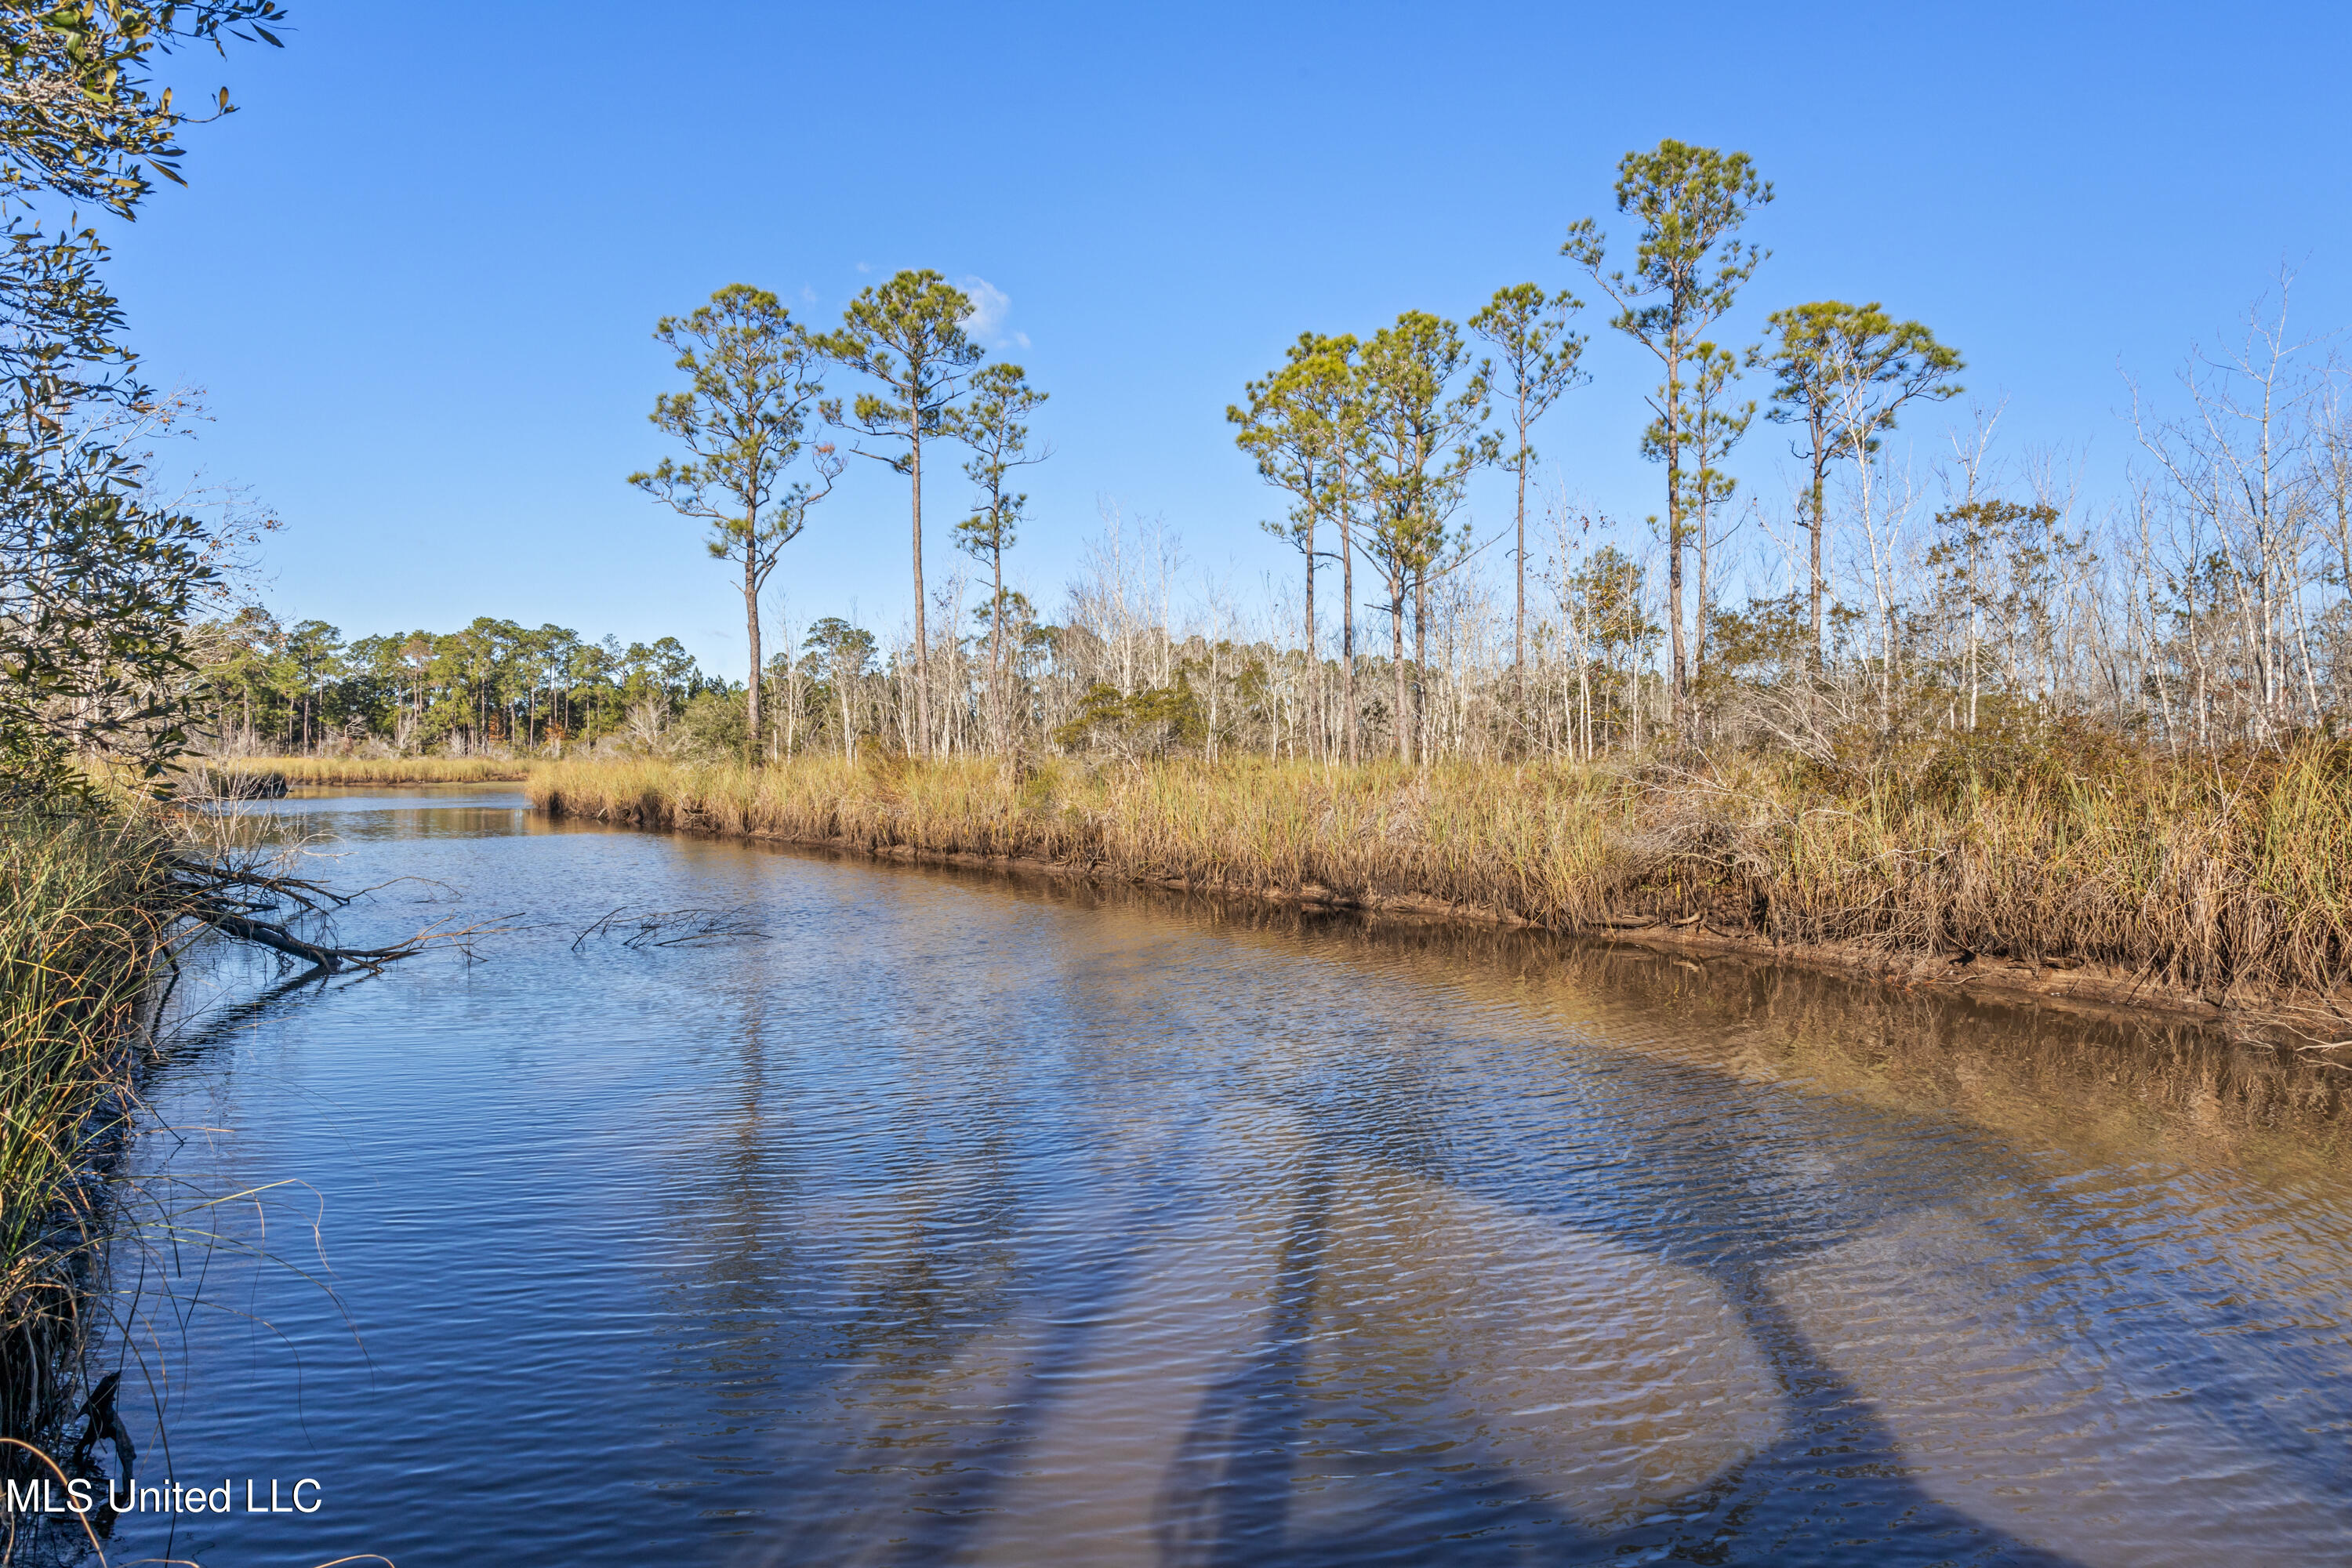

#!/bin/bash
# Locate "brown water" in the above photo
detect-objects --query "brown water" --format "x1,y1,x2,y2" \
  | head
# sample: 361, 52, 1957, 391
74, 786, 2352, 1565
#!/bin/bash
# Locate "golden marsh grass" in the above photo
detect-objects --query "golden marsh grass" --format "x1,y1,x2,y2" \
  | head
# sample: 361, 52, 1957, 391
214, 755, 532, 786
528, 743, 2352, 1008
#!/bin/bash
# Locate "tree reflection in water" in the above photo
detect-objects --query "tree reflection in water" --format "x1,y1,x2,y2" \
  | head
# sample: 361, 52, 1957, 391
635, 865, 2350, 1566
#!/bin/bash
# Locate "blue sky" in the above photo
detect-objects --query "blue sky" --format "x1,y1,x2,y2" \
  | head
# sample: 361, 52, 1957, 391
104, 0, 2352, 674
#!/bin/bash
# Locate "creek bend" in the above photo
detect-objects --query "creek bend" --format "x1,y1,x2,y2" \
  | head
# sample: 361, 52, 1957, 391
96, 785, 2352, 1566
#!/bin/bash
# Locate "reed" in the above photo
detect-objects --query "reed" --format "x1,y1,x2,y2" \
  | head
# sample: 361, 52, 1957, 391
529, 740, 2352, 1009
210, 755, 532, 786
0, 804, 171, 1443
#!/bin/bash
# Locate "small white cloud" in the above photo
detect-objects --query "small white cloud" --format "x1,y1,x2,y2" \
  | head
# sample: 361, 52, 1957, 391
960, 276, 1010, 337
800, 285, 817, 305
854, 260, 873, 274
958, 275, 1018, 347
1011, 331, 1032, 350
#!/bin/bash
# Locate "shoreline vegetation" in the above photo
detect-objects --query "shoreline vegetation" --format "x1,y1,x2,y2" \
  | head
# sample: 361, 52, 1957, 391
0, 808, 169, 1449
528, 746, 2352, 1031
199, 756, 533, 789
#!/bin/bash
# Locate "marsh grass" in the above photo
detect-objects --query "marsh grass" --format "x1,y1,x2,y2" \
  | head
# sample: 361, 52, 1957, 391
0, 806, 170, 1450
530, 740, 2352, 1006
209, 755, 530, 786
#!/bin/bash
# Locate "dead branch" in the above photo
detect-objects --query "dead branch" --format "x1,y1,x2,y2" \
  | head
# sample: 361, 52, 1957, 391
158, 851, 517, 975
572, 906, 768, 951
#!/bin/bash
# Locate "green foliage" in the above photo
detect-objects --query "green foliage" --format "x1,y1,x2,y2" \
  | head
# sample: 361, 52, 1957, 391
1704, 591, 1809, 681
194, 613, 732, 756
1472, 280, 1588, 662
1751, 299, 1963, 666
0, 438, 216, 793
1565, 139, 1769, 446
0, 230, 191, 792
1563, 544, 1656, 655
802, 615, 877, 681
821, 269, 982, 456
1757, 300, 1964, 463
1358, 310, 1495, 579
952, 361, 1046, 569
1467, 282, 1586, 476
1229, 332, 1359, 561
800, 615, 879, 760
971, 588, 1035, 636
1563, 138, 1772, 711
0, 220, 135, 427
629, 283, 841, 757
629, 284, 840, 566
1562, 140, 1773, 350
0, 0, 282, 1463
0, 1, 280, 796
1052, 678, 1204, 758
820, 267, 983, 750
677, 688, 748, 760
953, 362, 1047, 745
1672, 342, 1750, 517
1563, 140, 1772, 514
0, 0, 287, 221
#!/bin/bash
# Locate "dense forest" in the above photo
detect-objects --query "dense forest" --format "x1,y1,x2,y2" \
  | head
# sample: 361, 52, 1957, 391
197, 609, 722, 755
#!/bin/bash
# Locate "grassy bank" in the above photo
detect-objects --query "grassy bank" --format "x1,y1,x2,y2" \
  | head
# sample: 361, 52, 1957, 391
209, 755, 532, 786
528, 743, 2352, 1015
0, 805, 171, 1443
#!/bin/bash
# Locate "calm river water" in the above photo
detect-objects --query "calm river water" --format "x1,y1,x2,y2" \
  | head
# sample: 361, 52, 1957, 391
80, 786, 2352, 1566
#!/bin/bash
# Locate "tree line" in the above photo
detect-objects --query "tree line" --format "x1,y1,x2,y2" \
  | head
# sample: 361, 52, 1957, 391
194, 608, 718, 755
1225, 141, 2352, 764
190, 139, 2352, 775
604, 138, 2352, 774
1, 29, 2341, 790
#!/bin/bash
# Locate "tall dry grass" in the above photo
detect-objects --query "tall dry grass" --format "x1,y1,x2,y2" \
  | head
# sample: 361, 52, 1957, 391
530, 739, 2352, 1005
211, 755, 531, 786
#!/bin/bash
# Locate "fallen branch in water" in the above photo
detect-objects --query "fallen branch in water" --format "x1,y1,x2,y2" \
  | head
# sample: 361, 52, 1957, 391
162, 849, 510, 975
2274, 1022, 2352, 1054
572, 906, 768, 951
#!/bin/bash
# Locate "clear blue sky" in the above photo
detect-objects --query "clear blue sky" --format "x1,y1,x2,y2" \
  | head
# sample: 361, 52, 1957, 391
105, 0, 2352, 675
